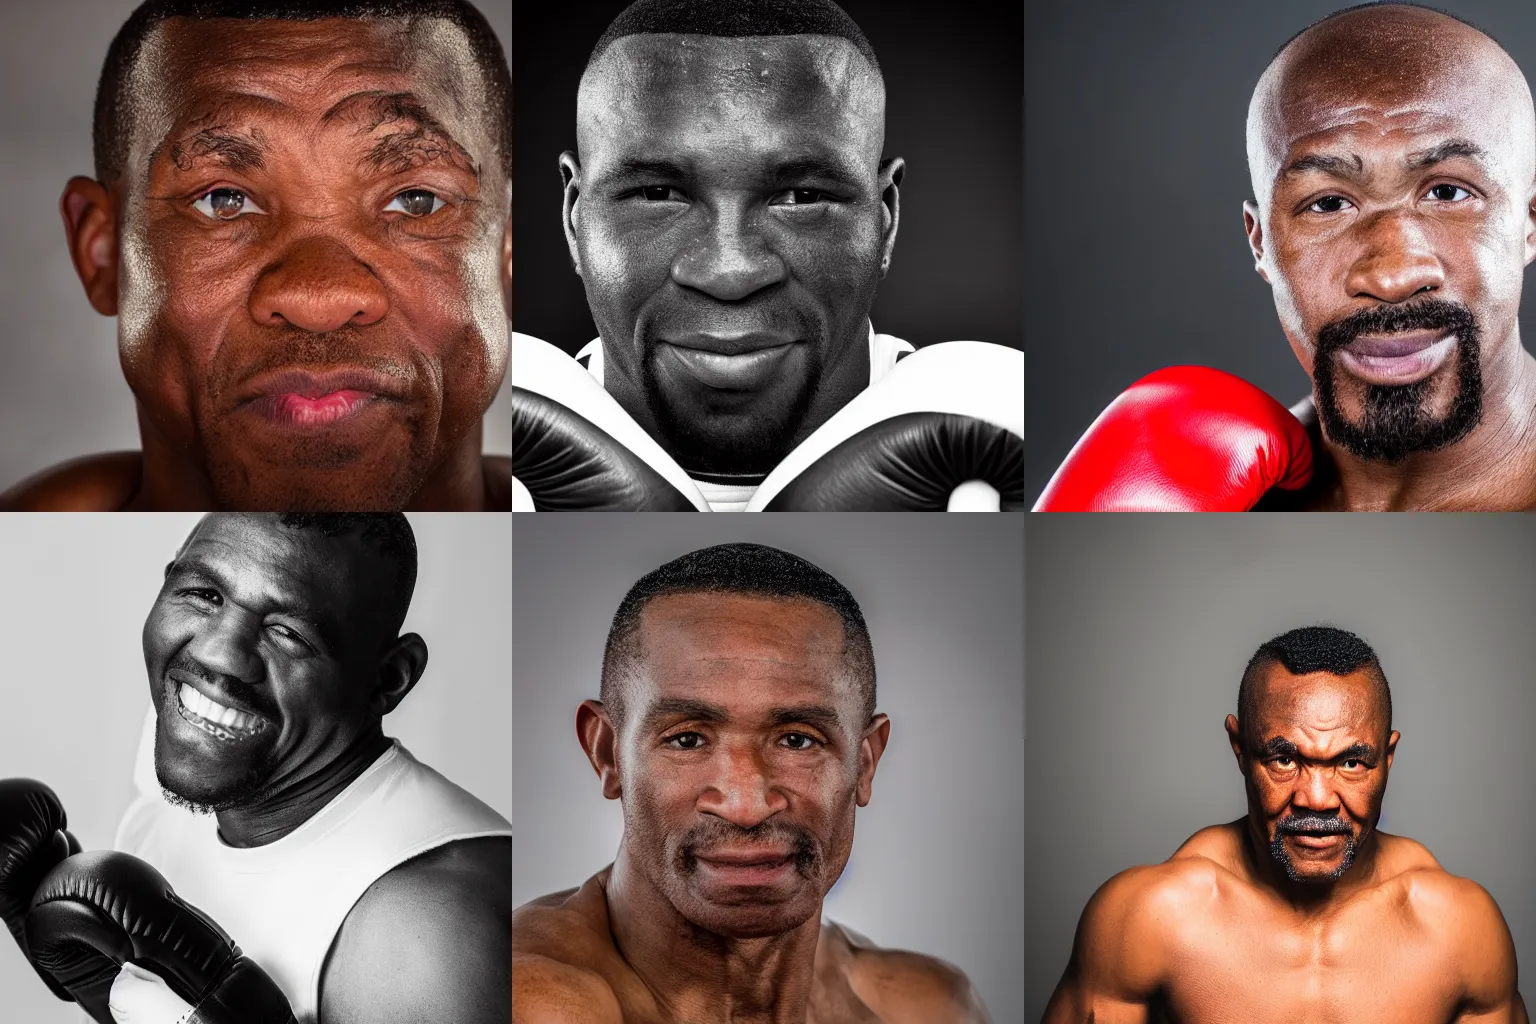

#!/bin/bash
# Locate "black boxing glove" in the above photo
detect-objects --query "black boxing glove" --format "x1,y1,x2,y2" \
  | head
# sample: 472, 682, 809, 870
0, 778, 81, 1000
511, 332, 707, 510
26, 850, 296, 1024
749, 341, 1025, 511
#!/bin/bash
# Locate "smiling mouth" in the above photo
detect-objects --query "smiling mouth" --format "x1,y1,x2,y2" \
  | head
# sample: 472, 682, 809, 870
174, 682, 267, 743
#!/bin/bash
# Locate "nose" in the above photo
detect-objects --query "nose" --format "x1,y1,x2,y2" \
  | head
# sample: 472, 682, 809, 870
1344, 209, 1446, 304
670, 203, 787, 301
695, 741, 789, 829
249, 237, 389, 332
1292, 765, 1342, 814
183, 608, 265, 686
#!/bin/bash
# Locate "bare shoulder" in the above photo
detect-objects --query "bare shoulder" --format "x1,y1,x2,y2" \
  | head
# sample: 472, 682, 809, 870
512, 873, 625, 1024
320, 837, 511, 1024
829, 922, 990, 1024
0, 451, 140, 511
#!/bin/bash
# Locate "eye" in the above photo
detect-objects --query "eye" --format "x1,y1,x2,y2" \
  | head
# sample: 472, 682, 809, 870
192, 188, 266, 220
265, 623, 310, 650
1307, 195, 1353, 214
177, 587, 222, 606
665, 731, 705, 750
1426, 183, 1472, 203
1273, 756, 1295, 768
1341, 758, 1363, 769
780, 732, 819, 751
639, 185, 684, 202
772, 188, 830, 206
385, 189, 446, 217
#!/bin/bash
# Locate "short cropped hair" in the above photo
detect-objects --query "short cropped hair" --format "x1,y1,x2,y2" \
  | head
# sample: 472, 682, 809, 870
1238, 625, 1392, 734
600, 542, 876, 724
277, 513, 418, 636
94, 0, 512, 185
587, 0, 880, 75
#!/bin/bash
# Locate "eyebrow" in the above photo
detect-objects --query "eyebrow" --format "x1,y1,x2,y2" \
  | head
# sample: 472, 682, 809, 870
168, 124, 268, 174
1257, 737, 1377, 763
1283, 138, 1488, 180
641, 697, 730, 728
325, 92, 479, 177
766, 704, 844, 736
769, 157, 864, 189
607, 158, 690, 181
1406, 138, 1487, 169
1282, 152, 1364, 179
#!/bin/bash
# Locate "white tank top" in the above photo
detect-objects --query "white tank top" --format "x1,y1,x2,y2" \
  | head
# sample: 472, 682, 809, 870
114, 709, 512, 1023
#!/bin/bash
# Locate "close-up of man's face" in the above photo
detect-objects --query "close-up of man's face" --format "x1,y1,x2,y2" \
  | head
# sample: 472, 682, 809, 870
67, 14, 512, 510
563, 33, 900, 475
144, 514, 410, 811
1243, 6, 1536, 465
602, 592, 886, 938
1228, 664, 1397, 884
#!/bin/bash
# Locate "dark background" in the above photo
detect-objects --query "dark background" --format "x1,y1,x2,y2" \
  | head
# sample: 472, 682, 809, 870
1025, 0, 1536, 505
1026, 515, 1536, 1020
512, 0, 1022, 355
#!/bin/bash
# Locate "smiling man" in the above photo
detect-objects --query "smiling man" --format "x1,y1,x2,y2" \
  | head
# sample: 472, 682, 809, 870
1045, 626, 1524, 1023
0, 0, 513, 511
104, 514, 512, 1022
511, 0, 1022, 512
1037, 2, 1536, 511
512, 543, 990, 1022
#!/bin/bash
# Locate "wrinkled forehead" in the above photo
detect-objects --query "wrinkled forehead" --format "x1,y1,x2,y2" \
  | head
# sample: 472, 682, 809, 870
576, 32, 884, 168
1247, 667, 1387, 748
121, 16, 501, 185
1246, 12, 1535, 191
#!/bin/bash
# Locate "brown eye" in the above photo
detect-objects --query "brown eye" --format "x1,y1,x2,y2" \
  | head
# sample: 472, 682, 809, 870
386, 189, 445, 217
193, 188, 264, 220
667, 732, 704, 750
1307, 195, 1350, 214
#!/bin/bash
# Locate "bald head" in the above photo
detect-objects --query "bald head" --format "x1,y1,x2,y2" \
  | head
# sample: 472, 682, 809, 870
1247, 3, 1535, 205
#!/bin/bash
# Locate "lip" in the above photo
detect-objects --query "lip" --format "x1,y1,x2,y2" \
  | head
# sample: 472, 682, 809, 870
694, 846, 796, 885
234, 367, 409, 426
656, 340, 798, 392
1288, 833, 1347, 850
166, 670, 272, 744
1335, 329, 1456, 386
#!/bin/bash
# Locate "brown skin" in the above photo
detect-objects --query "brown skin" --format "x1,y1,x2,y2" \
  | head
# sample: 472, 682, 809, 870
4, 16, 512, 511
562, 35, 901, 478
1244, 4, 1536, 510
147, 515, 509, 1021
511, 593, 988, 1023
1045, 664, 1524, 1023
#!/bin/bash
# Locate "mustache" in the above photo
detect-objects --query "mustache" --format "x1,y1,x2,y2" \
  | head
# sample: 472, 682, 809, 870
164, 652, 275, 719
209, 327, 416, 398
676, 818, 820, 874
1275, 814, 1354, 836
1315, 297, 1477, 357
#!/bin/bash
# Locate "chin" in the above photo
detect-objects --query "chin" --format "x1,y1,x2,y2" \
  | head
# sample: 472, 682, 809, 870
678, 896, 822, 939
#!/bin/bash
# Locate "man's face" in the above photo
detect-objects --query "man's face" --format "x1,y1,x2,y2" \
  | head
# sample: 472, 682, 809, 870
144, 515, 393, 811
103, 17, 509, 509
565, 34, 899, 475
613, 593, 884, 938
1245, 13, 1536, 462
1230, 665, 1397, 884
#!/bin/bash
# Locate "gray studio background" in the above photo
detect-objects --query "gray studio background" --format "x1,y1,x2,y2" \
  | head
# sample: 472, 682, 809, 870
1025, 0, 1536, 504
1025, 515, 1536, 1020
0, 513, 510, 1022
0, 0, 511, 491
512, 514, 1024, 1023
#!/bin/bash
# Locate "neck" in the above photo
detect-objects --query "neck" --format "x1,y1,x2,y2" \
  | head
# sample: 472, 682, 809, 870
130, 408, 496, 511
1239, 817, 1381, 912
215, 728, 390, 848
1321, 337, 1536, 511
604, 846, 823, 1024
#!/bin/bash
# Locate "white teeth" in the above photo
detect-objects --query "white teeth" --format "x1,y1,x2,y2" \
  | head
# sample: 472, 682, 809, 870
177, 683, 260, 735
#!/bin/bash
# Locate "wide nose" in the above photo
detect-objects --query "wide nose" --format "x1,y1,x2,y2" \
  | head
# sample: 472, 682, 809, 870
183, 607, 264, 686
1291, 765, 1343, 815
249, 237, 390, 332
1344, 209, 1446, 304
695, 741, 789, 829
670, 203, 787, 301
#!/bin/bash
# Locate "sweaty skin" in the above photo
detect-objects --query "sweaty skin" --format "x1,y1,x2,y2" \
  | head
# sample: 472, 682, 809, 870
4, 16, 513, 511
1045, 664, 1524, 1024
562, 34, 901, 479
511, 593, 987, 1024
147, 515, 510, 1021
1243, 4, 1536, 510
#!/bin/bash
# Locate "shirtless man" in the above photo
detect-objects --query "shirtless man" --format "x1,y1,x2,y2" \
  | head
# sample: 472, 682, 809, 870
512, 542, 990, 1022
1, 0, 512, 511
1045, 625, 1524, 1023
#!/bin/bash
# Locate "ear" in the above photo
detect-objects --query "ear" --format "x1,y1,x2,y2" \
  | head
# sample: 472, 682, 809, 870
1242, 200, 1271, 284
501, 206, 512, 319
855, 714, 891, 807
1525, 188, 1536, 267
371, 632, 428, 716
876, 157, 904, 279
559, 151, 584, 278
577, 699, 622, 800
62, 176, 119, 316
1384, 729, 1399, 771
1225, 713, 1246, 769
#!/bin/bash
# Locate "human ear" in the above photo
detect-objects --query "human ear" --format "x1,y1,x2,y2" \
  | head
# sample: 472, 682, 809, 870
855, 714, 891, 806
559, 152, 584, 277
371, 633, 428, 716
876, 157, 904, 279
1243, 200, 1272, 284
62, 176, 120, 316
577, 699, 622, 800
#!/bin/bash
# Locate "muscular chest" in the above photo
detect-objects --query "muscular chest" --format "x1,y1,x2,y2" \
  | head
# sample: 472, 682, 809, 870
1161, 903, 1462, 1024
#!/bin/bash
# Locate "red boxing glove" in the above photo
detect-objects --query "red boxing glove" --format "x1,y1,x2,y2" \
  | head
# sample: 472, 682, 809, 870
1034, 366, 1312, 511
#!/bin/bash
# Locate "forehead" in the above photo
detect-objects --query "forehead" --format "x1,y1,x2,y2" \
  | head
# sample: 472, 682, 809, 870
1248, 665, 1386, 744
630, 592, 852, 707
1250, 14, 1533, 183
125, 16, 499, 175
577, 33, 883, 171
173, 516, 365, 610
